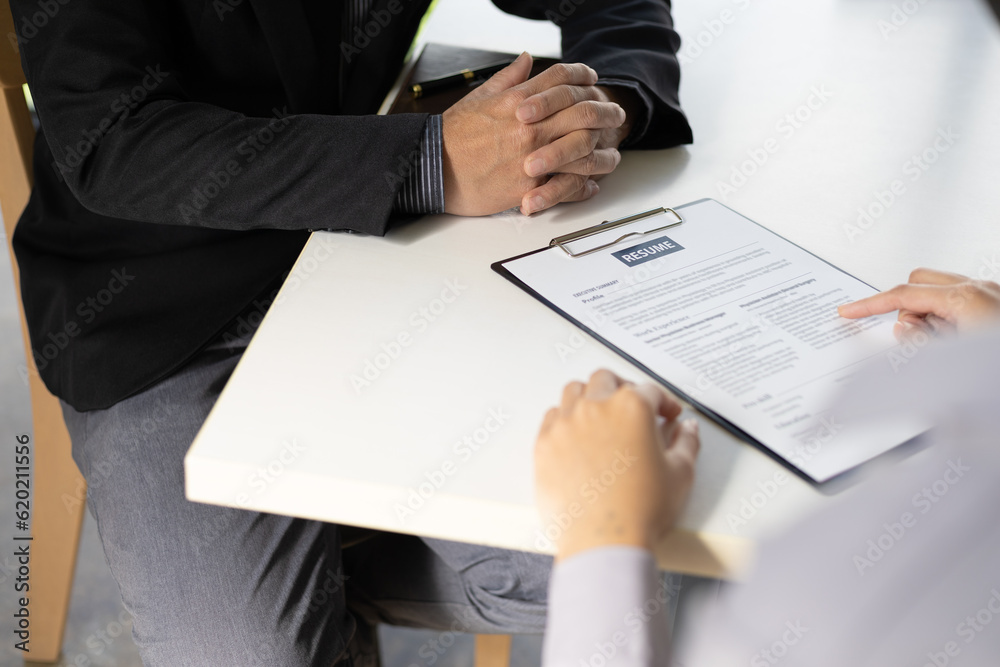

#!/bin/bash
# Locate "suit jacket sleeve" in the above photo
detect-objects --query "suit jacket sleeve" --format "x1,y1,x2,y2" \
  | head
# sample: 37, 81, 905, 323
10, 0, 426, 236
493, 0, 693, 148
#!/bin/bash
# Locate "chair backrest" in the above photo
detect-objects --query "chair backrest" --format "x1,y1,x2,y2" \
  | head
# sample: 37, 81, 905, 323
0, 5, 25, 81
1, 2, 38, 394
0, 2, 34, 241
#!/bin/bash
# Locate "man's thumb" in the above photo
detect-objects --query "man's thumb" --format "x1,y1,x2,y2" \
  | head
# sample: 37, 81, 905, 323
480, 52, 533, 93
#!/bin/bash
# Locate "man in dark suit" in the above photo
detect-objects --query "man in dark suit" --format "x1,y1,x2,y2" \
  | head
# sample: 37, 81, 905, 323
9, 0, 692, 663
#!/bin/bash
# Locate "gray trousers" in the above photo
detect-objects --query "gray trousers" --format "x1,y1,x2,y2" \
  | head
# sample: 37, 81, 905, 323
62, 332, 550, 666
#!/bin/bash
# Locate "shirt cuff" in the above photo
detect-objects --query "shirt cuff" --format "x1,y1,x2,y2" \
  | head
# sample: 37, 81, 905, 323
394, 114, 445, 215
542, 546, 670, 667
596, 78, 655, 149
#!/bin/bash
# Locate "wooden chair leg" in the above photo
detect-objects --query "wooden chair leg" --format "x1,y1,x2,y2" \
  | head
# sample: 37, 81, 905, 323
474, 634, 512, 667
23, 374, 87, 662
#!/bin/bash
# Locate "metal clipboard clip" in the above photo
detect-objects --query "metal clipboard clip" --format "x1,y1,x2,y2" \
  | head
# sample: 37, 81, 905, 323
549, 207, 684, 258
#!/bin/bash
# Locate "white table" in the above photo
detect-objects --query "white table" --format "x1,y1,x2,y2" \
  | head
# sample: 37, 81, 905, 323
185, 0, 1000, 579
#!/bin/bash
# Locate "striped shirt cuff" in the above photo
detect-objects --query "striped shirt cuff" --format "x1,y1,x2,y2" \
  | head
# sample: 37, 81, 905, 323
395, 115, 445, 215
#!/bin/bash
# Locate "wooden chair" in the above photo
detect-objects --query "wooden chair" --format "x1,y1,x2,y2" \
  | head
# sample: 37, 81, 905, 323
0, 5, 513, 665
0, 5, 88, 664
475, 635, 512, 666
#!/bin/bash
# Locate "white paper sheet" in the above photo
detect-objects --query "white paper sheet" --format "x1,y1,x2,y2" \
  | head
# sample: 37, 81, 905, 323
497, 199, 927, 482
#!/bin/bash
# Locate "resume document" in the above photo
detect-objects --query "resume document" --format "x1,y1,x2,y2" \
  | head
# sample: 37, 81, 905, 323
496, 199, 926, 482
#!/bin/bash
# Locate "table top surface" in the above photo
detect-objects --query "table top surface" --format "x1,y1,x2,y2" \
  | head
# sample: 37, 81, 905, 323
185, 0, 1000, 578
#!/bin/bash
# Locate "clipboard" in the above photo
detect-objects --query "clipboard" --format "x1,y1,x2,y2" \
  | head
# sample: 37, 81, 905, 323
549, 206, 685, 258
492, 199, 926, 485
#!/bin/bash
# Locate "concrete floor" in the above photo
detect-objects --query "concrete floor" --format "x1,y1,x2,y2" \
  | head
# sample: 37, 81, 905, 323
0, 209, 549, 667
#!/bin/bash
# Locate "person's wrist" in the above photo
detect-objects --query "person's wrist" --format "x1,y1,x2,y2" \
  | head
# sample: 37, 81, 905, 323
441, 106, 472, 215
554, 517, 655, 563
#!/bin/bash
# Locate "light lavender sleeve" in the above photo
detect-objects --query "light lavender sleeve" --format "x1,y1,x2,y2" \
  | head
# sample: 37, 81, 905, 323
542, 546, 670, 667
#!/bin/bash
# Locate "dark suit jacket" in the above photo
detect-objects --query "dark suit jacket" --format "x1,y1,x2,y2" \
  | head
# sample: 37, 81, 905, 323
10, 0, 692, 410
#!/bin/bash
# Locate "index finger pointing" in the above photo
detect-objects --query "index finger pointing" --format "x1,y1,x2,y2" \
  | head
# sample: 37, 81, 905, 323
838, 284, 955, 321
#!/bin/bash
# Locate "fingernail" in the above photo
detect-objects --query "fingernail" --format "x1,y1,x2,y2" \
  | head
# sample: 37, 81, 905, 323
523, 196, 545, 215
587, 180, 599, 196
517, 104, 537, 122
526, 157, 545, 176
684, 419, 699, 434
